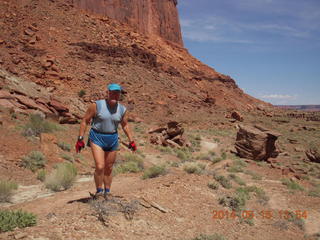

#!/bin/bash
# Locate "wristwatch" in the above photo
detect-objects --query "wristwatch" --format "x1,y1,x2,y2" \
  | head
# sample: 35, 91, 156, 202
78, 136, 84, 141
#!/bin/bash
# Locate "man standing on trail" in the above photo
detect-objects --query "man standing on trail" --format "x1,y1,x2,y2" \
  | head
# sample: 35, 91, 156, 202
75, 83, 137, 199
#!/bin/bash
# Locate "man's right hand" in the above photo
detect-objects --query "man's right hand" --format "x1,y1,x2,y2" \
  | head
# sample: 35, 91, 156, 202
75, 139, 85, 153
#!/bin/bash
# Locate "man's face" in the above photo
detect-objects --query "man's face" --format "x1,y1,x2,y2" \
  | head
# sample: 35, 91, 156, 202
108, 90, 121, 103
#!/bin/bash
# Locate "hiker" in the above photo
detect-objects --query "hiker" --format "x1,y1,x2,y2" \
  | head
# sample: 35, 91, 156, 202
75, 83, 136, 199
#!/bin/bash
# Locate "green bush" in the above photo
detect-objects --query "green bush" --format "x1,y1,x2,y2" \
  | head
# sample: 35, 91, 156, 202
142, 165, 167, 179
219, 195, 246, 212
21, 151, 46, 172
214, 175, 232, 189
22, 114, 61, 137
113, 153, 144, 175
227, 159, 246, 173
229, 174, 246, 186
183, 162, 205, 175
37, 169, 46, 182
175, 148, 192, 162
308, 184, 320, 197
158, 146, 174, 154
244, 170, 262, 180
57, 141, 71, 152
61, 153, 74, 162
208, 181, 219, 190
287, 211, 305, 231
192, 233, 226, 240
45, 162, 77, 191
188, 134, 201, 152
236, 186, 269, 205
0, 209, 36, 232
0, 180, 18, 202
78, 89, 86, 97
281, 179, 304, 191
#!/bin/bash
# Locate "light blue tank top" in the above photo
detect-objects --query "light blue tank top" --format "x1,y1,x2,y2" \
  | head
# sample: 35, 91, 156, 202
91, 100, 126, 134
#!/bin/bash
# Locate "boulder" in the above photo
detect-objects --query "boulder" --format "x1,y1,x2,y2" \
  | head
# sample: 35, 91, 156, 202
231, 111, 243, 122
306, 148, 320, 163
59, 117, 79, 124
235, 125, 281, 161
166, 121, 184, 138
49, 99, 69, 112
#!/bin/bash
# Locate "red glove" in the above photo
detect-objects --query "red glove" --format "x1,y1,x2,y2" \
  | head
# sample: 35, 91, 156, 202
75, 139, 85, 153
128, 141, 137, 152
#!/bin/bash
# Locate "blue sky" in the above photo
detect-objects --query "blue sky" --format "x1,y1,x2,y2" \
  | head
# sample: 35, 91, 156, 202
177, 0, 320, 105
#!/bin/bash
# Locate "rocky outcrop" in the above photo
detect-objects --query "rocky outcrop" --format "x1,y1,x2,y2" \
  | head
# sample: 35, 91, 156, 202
72, 0, 183, 46
306, 148, 320, 163
235, 125, 281, 161
0, 89, 79, 124
149, 121, 191, 148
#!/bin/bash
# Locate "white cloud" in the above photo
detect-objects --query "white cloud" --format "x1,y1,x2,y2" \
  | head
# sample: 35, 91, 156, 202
261, 94, 296, 99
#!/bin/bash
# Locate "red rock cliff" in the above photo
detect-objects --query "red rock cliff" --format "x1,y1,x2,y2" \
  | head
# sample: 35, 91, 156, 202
72, 0, 183, 46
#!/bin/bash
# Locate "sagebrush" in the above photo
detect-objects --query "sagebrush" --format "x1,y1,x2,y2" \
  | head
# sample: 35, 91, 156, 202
0, 180, 18, 202
0, 209, 36, 232
45, 162, 77, 191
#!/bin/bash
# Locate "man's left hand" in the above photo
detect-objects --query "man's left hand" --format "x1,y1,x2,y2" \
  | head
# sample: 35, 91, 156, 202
128, 141, 137, 152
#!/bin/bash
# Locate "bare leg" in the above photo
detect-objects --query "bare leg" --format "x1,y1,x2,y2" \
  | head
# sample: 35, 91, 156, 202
103, 151, 117, 190
90, 141, 105, 190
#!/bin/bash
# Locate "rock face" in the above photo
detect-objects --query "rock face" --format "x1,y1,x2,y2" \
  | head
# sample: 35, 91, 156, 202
235, 125, 281, 161
72, 0, 183, 46
306, 148, 320, 163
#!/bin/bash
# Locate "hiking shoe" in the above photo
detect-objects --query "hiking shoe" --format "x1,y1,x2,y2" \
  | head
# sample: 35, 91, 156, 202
104, 192, 112, 201
93, 191, 105, 200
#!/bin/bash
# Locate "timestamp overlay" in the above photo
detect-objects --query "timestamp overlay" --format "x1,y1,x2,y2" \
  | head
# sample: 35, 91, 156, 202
212, 210, 308, 220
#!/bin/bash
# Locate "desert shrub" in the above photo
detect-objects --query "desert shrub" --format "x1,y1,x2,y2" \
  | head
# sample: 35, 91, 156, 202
0, 180, 18, 202
192, 233, 226, 240
175, 148, 192, 162
158, 146, 174, 154
281, 179, 304, 191
45, 162, 77, 191
308, 184, 320, 197
113, 153, 144, 175
287, 211, 305, 231
229, 174, 246, 186
188, 134, 201, 152
0, 209, 36, 232
197, 151, 215, 161
22, 114, 61, 137
227, 159, 246, 173
142, 165, 167, 179
214, 175, 232, 189
198, 151, 222, 164
57, 141, 71, 152
61, 153, 74, 162
78, 89, 86, 97
170, 161, 180, 167
183, 162, 205, 174
218, 195, 246, 212
221, 152, 227, 160
37, 169, 46, 182
208, 181, 219, 190
236, 186, 269, 205
244, 170, 262, 180
21, 151, 46, 172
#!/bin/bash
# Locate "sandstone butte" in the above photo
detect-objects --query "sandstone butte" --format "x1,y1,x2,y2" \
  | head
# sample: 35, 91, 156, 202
72, 0, 183, 46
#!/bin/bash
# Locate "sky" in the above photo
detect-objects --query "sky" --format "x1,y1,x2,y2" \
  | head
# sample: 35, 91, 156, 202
177, 0, 320, 105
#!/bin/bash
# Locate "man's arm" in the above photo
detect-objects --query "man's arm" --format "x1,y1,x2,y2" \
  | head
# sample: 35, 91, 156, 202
78, 103, 96, 138
120, 112, 134, 143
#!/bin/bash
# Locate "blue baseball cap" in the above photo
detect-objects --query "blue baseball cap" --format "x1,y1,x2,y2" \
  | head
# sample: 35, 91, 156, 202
107, 83, 122, 91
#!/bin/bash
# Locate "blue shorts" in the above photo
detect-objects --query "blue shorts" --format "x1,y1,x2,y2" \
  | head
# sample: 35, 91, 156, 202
88, 128, 119, 152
